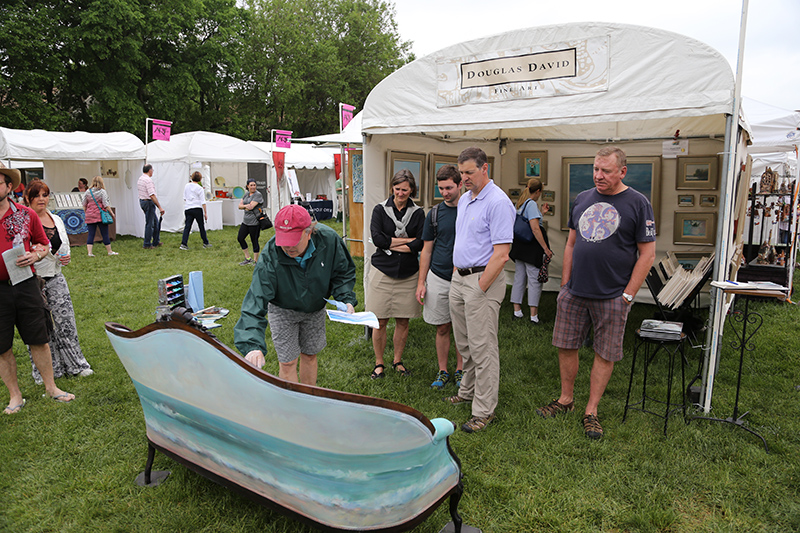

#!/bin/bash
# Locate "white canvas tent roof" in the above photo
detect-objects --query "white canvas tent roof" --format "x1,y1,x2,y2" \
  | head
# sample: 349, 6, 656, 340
743, 97, 800, 153
295, 112, 363, 145
247, 141, 338, 169
147, 131, 271, 163
0, 127, 145, 160
362, 22, 733, 140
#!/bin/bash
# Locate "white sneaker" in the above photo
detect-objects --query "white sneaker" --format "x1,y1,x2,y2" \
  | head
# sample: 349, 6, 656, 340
179, 244, 189, 251
79, 368, 94, 377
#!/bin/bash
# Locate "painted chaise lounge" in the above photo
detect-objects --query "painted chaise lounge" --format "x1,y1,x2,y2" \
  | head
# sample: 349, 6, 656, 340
105, 313, 471, 532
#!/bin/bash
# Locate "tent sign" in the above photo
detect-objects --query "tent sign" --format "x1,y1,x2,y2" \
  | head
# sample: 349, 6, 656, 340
436, 35, 609, 107
275, 130, 292, 149
152, 119, 172, 141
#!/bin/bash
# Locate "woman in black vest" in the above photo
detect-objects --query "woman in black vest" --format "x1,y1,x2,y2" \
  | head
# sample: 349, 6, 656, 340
365, 169, 425, 379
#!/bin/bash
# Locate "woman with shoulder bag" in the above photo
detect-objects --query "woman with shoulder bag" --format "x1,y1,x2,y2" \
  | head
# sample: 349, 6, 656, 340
509, 178, 553, 324
82, 175, 117, 256
237, 179, 264, 265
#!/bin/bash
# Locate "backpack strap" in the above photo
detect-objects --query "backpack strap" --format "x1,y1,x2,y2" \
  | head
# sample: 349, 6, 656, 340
430, 203, 440, 243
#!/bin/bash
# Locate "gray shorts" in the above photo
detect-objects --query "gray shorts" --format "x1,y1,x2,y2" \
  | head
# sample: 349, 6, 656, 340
267, 303, 327, 363
422, 270, 453, 326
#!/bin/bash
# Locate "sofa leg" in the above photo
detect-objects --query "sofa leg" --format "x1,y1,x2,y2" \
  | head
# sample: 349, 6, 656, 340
135, 442, 171, 487
439, 480, 482, 532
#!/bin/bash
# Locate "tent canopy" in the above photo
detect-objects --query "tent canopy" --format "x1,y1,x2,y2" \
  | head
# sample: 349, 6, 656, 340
362, 22, 734, 141
247, 141, 339, 169
147, 131, 271, 163
743, 97, 800, 153
295, 112, 363, 145
0, 127, 145, 160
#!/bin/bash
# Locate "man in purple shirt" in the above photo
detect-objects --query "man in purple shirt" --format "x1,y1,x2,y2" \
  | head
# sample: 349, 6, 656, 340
444, 147, 515, 433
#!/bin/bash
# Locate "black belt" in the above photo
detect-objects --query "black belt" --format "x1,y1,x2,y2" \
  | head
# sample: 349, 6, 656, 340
457, 266, 486, 277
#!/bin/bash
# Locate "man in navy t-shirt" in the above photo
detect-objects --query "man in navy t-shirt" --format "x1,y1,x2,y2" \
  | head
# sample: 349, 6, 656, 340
416, 165, 463, 390
537, 147, 656, 440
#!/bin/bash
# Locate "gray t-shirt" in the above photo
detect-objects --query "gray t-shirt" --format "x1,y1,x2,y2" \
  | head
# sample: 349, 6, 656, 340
241, 191, 264, 226
567, 187, 655, 299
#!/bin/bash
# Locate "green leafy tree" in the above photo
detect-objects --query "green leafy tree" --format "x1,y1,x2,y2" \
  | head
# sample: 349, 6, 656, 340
239, 0, 413, 139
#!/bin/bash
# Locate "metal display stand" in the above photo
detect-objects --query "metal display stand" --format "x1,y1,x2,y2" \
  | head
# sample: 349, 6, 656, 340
692, 288, 786, 453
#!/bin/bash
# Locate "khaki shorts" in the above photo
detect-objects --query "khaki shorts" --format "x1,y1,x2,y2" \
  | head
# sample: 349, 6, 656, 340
422, 271, 453, 326
365, 267, 421, 319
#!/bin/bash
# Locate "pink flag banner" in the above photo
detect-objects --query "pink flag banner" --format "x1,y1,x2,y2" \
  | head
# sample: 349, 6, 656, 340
152, 119, 172, 141
275, 130, 292, 149
340, 104, 355, 131
273, 151, 285, 183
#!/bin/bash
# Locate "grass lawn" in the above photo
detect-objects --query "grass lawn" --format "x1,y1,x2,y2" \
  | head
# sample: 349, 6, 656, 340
2, 220, 800, 532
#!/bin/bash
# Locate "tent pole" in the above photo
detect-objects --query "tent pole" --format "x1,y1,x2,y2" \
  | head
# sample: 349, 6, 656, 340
702, 0, 749, 413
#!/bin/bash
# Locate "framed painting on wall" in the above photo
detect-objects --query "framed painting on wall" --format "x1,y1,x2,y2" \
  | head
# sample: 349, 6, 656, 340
673, 212, 717, 245
429, 154, 458, 204
519, 151, 548, 185
388, 151, 426, 202
678, 194, 694, 207
560, 156, 661, 231
676, 156, 719, 190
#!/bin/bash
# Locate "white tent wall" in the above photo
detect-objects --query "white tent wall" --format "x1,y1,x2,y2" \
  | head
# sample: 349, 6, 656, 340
41, 159, 144, 237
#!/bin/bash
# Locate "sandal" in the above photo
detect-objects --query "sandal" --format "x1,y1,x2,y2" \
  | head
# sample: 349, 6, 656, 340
370, 364, 385, 379
583, 414, 603, 440
536, 399, 575, 419
443, 395, 470, 405
430, 370, 449, 389
461, 413, 496, 433
453, 369, 464, 388
392, 360, 411, 377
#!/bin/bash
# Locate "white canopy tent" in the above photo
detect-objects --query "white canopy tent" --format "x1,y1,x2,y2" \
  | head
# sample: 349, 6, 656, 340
146, 131, 275, 233
248, 141, 340, 214
361, 22, 750, 409
296, 112, 363, 145
0, 127, 146, 236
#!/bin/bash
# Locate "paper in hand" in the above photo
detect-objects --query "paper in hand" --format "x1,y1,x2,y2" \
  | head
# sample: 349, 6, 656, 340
2, 247, 33, 285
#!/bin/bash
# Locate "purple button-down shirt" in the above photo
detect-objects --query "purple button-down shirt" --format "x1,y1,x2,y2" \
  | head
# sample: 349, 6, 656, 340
452, 179, 515, 269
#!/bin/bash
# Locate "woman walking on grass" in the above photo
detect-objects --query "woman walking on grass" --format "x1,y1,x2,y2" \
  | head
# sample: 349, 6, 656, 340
237, 179, 263, 265
82, 175, 117, 257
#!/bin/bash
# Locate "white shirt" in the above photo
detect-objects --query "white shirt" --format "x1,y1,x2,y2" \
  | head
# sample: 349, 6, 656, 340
183, 182, 206, 210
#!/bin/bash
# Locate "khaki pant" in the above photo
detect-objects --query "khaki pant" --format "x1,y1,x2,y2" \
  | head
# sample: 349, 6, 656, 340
449, 270, 505, 418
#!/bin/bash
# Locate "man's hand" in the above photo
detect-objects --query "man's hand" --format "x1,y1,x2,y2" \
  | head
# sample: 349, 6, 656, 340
346, 303, 355, 314
158, 207, 165, 215
245, 350, 266, 368
415, 283, 426, 305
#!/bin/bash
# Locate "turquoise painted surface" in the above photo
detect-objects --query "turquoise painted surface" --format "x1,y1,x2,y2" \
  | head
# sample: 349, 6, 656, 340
108, 327, 460, 530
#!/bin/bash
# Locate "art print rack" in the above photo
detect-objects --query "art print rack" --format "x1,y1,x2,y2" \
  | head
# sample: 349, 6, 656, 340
157, 275, 185, 310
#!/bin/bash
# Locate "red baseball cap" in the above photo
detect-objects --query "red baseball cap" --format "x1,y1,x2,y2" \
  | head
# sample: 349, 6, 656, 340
275, 204, 312, 246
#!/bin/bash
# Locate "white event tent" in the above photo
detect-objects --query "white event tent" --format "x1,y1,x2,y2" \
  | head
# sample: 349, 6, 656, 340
360, 22, 750, 408
146, 131, 275, 234
0, 127, 146, 236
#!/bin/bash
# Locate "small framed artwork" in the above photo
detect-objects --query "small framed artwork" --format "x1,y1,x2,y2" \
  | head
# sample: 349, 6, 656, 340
677, 156, 719, 190
673, 212, 717, 246
487, 156, 495, 180
519, 151, 548, 185
678, 194, 694, 207
429, 153, 458, 204
699, 194, 717, 207
541, 190, 555, 203
388, 151, 426, 202
508, 188, 521, 202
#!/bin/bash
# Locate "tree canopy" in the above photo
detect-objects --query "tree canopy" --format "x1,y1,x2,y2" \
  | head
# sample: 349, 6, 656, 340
0, 0, 412, 140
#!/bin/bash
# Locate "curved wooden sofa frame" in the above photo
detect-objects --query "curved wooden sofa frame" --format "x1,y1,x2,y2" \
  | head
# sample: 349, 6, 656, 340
106, 319, 466, 532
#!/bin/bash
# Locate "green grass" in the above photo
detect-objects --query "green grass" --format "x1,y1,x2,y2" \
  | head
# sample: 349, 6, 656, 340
2, 221, 800, 532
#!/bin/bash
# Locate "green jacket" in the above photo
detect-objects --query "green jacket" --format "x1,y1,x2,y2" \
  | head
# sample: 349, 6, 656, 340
234, 224, 357, 355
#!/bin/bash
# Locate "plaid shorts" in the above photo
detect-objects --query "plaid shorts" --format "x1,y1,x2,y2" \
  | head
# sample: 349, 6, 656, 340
267, 304, 327, 363
552, 286, 631, 362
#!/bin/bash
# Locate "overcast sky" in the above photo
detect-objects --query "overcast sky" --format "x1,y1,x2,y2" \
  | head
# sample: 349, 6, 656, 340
392, 0, 799, 111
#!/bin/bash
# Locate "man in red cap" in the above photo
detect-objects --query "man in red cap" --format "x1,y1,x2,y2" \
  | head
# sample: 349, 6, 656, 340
234, 204, 357, 386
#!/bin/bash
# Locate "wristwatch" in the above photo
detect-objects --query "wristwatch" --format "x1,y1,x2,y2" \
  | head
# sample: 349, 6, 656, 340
622, 292, 634, 304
